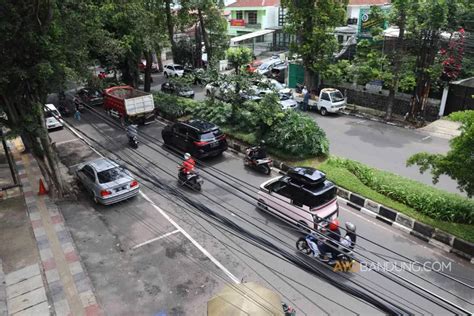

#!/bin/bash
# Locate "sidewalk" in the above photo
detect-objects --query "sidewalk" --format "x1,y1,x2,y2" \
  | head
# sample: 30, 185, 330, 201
0, 139, 102, 316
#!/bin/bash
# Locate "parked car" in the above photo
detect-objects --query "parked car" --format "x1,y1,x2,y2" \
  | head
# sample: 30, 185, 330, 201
75, 158, 140, 205
265, 64, 287, 83
244, 60, 262, 73
279, 93, 298, 111
164, 64, 184, 77
138, 59, 159, 73
256, 59, 285, 76
308, 88, 347, 116
257, 167, 339, 229
74, 88, 104, 109
161, 82, 195, 98
44, 103, 63, 130
251, 79, 292, 97
162, 119, 228, 158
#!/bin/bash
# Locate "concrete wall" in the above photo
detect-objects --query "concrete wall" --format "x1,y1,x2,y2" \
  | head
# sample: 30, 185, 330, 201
322, 83, 441, 121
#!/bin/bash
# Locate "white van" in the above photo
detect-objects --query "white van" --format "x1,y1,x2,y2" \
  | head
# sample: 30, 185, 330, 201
44, 104, 63, 130
257, 167, 339, 229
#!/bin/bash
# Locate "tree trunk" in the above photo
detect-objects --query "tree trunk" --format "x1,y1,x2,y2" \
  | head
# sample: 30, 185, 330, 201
195, 23, 203, 68
156, 47, 164, 72
144, 51, 152, 92
304, 66, 318, 93
385, 9, 406, 120
409, 30, 438, 121
198, 8, 212, 65
165, 0, 177, 61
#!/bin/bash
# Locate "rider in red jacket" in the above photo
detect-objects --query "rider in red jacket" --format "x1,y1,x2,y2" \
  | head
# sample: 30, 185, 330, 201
181, 153, 196, 174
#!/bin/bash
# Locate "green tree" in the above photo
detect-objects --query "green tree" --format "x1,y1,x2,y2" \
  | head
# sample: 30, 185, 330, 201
281, 0, 347, 91
0, 0, 98, 196
226, 47, 253, 74
407, 111, 474, 197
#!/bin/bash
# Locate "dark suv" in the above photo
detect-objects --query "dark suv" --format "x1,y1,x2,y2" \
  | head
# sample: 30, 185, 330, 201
161, 119, 228, 158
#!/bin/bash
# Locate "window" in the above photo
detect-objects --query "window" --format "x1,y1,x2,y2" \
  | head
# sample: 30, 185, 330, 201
97, 167, 123, 184
45, 110, 60, 118
321, 92, 330, 101
199, 129, 223, 141
236, 11, 243, 20
173, 124, 188, 135
330, 91, 344, 102
248, 11, 257, 25
337, 35, 344, 44
308, 187, 337, 209
82, 165, 96, 182
256, 35, 265, 43
266, 180, 286, 193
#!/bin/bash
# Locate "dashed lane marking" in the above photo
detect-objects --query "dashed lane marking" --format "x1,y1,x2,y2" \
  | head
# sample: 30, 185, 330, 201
132, 229, 180, 250
54, 138, 82, 146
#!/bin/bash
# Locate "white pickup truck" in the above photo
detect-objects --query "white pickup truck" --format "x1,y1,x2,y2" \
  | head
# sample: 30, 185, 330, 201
298, 88, 347, 115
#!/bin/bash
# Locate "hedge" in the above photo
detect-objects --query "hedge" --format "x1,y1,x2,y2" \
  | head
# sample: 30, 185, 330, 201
323, 157, 474, 224
153, 92, 197, 121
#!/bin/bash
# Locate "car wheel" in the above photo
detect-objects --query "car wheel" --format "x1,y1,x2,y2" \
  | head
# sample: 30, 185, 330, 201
297, 221, 311, 233
320, 107, 328, 116
296, 238, 313, 255
164, 72, 168, 78
91, 190, 99, 204
206, 90, 210, 96
259, 164, 271, 175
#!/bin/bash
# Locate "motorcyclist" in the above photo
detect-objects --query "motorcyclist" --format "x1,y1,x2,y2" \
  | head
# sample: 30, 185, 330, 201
249, 140, 267, 160
126, 124, 138, 141
317, 219, 342, 262
180, 153, 196, 175
340, 222, 356, 253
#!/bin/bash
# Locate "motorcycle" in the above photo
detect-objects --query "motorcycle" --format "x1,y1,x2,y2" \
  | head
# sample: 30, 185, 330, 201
178, 168, 203, 191
296, 233, 355, 269
244, 147, 272, 175
128, 136, 139, 149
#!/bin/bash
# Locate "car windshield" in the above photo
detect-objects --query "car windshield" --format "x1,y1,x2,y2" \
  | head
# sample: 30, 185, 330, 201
199, 129, 223, 141
178, 85, 192, 91
330, 91, 344, 102
258, 63, 270, 70
309, 186, 337, 208
97, 167, 124, 184
45, 110, 60, 118
271, 81, 285, 90
174, 65, 184, 71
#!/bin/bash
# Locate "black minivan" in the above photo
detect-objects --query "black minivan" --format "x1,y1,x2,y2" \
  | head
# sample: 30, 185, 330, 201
161, 119, 228, 158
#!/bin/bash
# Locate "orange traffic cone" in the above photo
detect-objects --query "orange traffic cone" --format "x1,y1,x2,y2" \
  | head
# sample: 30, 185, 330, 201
38, 179, 48, 195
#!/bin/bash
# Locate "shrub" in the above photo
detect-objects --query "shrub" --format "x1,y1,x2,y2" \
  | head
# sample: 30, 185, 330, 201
189, 99, 232, 125
326, 157, 474, 224
266, 111, 330, 158
447, 110, 474, 125
153, 92, 198, 121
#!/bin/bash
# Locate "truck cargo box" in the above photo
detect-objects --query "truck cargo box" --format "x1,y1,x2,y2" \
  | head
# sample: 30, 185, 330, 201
104, 86, 155, 124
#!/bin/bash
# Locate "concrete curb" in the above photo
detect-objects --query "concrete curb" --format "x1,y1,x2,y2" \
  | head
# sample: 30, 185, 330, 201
11, 147, 103, 315
156, 114, 474, 263
0, 260, 7, 315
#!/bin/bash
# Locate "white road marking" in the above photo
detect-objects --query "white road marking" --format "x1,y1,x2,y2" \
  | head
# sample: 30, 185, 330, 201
65, 121, 241, 283
132, 229, 180, 249
54, 138, 82, 146
140, 192, 241, 284
421, 135, 431, 141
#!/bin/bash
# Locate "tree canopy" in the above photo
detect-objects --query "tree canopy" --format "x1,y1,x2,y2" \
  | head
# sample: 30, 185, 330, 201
407, 111, 474, 197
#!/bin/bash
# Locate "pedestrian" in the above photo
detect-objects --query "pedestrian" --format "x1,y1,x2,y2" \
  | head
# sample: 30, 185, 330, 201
74, 104, 81, 121
302, 86, 309, 111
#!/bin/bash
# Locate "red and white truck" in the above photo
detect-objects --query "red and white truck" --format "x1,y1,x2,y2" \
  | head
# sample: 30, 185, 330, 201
103, 86, 155, 124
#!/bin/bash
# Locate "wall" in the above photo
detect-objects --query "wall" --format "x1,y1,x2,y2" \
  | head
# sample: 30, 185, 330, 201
322, 83, 440, 121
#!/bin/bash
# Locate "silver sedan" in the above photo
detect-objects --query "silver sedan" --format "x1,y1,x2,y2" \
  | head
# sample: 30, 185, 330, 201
76, 158, 139, 205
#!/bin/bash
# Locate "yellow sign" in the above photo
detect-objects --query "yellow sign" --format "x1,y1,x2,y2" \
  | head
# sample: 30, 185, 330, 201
333, 260, 360, 272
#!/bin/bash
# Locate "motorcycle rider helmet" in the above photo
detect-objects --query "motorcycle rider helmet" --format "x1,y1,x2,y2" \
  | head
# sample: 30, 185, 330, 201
345, 222, 356, 233
328, 219, 339, 231
184, 153, 191, 160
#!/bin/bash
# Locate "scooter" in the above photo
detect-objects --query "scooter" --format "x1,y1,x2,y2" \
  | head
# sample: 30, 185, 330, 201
128, 136, 139, 149
296, 233, 355, 269
178, 168, 203, 191
244, 147, 272, 175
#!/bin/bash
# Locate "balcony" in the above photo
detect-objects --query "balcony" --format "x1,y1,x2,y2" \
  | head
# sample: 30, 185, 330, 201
229, 19, 261, 29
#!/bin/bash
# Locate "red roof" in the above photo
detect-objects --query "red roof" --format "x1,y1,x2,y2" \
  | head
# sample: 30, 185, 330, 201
227, 0, 280, 8
348, 0, 390, 5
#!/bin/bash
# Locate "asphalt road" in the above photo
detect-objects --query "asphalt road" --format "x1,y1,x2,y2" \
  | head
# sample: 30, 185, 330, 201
144, 72, 462, 195
47, 107, 473, 315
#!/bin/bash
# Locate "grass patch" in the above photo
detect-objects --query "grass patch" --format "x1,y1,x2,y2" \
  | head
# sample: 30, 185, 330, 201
293, 157, 474, 243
